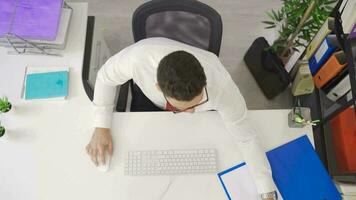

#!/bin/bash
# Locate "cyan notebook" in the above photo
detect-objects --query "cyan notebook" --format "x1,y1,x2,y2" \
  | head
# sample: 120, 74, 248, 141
25, 71, 68, 100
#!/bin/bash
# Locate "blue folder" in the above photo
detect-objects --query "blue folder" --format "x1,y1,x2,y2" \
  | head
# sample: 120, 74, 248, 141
218, 135, 341, 200
267, 135, 341, 200
25, 71, 69, 100
309, 35, 339, 75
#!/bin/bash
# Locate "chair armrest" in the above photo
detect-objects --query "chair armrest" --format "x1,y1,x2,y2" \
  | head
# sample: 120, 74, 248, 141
116, 81, 131, 112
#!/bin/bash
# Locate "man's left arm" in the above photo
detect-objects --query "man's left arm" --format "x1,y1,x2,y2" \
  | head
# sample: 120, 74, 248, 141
214, 77, 277, 197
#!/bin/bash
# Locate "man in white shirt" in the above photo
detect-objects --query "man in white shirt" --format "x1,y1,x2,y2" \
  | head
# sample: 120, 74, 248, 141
86, 37, 277, 199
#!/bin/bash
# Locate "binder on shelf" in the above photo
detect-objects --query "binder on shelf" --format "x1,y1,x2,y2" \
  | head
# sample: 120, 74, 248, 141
326, 74, 351, 102
322, 66, 349, 94
308, 35, 340, 75
330, 107, 356, 173
313, 51, 348, 89
341, 0, 356, 33
304, 17, 335, 60
292, 63, 314, 96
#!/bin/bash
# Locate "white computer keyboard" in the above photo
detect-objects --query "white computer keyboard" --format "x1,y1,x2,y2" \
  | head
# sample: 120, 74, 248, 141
124, 148, 218, 176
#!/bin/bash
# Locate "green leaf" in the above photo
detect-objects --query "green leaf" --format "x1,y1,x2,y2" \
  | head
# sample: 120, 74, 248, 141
266, 11, 275, 20
262, 0, 337, 54
278, 10, 284, 20
272, 10, 279, 21
324, 0, 337, 5
325, 5, 334, 10
262, 21, 275, 25
265, 25, 276, 29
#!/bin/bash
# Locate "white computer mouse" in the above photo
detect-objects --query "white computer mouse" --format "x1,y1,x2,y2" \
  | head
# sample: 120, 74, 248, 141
97, 154, 111, 172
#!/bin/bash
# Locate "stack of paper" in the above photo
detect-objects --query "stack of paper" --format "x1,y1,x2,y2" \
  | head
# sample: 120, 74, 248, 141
0, 6, 72, 50
23, 67, 69, 100
0, 0, 63, 40
0, 0, 72, 51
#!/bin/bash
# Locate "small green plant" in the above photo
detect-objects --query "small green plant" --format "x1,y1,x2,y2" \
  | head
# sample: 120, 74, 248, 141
294, 112, 320, 126
0, 97, 12, 113
263, 0, 337, 58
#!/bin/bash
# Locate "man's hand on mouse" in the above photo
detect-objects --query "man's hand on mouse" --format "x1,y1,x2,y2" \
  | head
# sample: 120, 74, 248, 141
86, 128, 113, 166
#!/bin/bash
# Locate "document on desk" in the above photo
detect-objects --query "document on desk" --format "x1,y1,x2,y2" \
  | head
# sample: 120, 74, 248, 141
218, 135, 341, 200
218, 163, 283, 200
0, 65, 27, 100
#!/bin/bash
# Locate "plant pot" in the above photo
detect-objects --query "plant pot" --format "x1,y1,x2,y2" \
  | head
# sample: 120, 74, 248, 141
0, 103, 12, 113
0, 126, 8, 142
0, 126, 5, 137
288, 107, 311, 128
244, 37, 291, 99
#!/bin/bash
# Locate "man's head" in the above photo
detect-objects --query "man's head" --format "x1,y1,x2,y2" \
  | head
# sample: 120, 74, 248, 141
157, 51, 207, 112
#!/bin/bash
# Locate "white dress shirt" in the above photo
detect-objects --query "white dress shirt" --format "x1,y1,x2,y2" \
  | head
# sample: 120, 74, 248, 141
92, 37, 276, 194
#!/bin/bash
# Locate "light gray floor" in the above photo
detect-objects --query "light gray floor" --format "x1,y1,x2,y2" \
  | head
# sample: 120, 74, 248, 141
68, 0, 294, 109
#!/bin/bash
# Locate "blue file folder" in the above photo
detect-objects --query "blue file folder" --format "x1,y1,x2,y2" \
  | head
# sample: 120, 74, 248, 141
218, 135, 341, 200
309, 35, 339, 75
25, 71, 69, 100
267, 135, 341, 200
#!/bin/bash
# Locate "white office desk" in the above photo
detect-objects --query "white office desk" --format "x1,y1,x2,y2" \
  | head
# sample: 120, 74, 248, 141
0, 110, 312, 200
0, 3, 313, 200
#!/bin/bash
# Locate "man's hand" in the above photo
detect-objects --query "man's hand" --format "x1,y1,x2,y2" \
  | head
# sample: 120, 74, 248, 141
86, 128, 113, 166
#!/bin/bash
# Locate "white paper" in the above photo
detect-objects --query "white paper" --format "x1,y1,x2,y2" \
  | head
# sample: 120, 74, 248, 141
285, 49, 303, 73
0, 65, 27, 101
220, 165, 259, 199
219, 164, 283, 200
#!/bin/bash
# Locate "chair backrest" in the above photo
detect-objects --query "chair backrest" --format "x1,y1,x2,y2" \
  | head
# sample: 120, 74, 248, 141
132, 0, 223, 56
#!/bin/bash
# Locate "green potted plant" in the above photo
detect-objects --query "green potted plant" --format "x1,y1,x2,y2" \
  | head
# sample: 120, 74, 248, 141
244, 0, 337, 99
263, 0, 337, 62
0, 97, 12, 113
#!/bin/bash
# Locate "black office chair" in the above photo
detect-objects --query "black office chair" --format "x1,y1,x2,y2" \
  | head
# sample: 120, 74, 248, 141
116, 0, 223, 112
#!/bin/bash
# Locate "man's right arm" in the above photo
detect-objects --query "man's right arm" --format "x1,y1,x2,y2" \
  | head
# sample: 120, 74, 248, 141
86, 46, 134, 166
92, 47, 134, 128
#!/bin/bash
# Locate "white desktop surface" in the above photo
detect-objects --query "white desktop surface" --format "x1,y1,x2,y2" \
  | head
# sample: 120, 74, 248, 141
0, 3, 314, 200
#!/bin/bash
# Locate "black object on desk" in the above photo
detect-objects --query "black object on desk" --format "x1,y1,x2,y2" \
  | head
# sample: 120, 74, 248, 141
244, 37, 291, 99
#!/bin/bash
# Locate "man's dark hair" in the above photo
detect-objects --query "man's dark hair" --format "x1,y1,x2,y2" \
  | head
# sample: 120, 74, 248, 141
157, 50, 207, 101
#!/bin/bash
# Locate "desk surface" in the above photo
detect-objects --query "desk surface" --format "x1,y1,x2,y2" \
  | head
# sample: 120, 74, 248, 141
0, 3, 313, 200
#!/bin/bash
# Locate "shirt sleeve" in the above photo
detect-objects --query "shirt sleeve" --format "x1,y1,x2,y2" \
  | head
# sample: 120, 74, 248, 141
92, 46, 133, 128
214, 76, 277, 194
